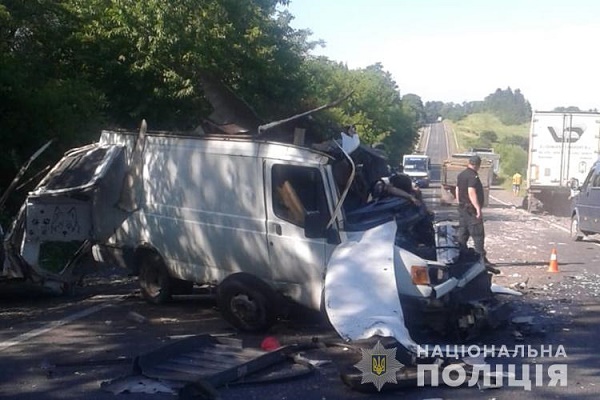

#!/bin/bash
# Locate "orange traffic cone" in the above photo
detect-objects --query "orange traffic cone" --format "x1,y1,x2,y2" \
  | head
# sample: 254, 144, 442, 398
548, 248, 559, 273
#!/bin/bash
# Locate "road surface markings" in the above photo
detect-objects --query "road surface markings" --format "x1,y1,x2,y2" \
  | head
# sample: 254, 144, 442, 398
490, 194, 576, 235
489, 194, 513, 207
0, 295, 125, 352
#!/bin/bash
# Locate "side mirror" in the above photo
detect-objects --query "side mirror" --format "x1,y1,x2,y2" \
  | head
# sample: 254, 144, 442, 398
305, 211, 341, 244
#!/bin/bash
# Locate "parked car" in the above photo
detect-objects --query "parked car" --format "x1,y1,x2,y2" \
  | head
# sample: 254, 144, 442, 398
570, 159, 600, 240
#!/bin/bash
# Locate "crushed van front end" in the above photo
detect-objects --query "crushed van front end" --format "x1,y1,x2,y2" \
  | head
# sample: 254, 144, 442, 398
324, 211, 512, 358
394, 244, 508, 341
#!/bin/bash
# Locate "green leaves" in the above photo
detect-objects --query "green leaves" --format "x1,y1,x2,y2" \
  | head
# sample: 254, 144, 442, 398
0, 0, 421, 212
483, 87, 532, 125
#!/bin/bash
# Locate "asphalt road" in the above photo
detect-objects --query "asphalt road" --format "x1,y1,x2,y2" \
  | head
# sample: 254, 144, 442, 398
1, 185, 599, 400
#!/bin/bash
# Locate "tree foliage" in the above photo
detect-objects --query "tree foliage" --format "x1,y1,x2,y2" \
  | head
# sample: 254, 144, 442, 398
553, 106, 581, 112
67, 0, 315, 128
0, 0, 419, 211
483, 87, 532, 125
495, 143, 527, 177
426, 88, 532, 127
401, 94, 426, 126
301, 60, 418, 165
0, 0, 106, 209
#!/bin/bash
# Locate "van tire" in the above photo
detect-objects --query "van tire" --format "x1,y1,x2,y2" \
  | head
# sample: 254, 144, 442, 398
217, 274, 278, 332
138, 252, 172, 304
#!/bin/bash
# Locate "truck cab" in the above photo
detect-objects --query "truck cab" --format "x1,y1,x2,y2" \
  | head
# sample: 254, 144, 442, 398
402, 154, 431, 188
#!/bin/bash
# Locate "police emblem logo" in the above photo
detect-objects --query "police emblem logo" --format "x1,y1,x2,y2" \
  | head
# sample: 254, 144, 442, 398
372, 354, 386, 376
354, 340, 403, 391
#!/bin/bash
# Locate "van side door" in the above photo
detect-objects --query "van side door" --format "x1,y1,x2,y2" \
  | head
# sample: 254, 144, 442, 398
264, 161, 333, 309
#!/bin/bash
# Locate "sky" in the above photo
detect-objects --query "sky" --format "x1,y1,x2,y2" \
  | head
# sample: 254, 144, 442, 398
284, 0, 600, 111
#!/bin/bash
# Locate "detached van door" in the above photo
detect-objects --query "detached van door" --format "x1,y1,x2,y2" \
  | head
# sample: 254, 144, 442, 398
264, 161, 332, 308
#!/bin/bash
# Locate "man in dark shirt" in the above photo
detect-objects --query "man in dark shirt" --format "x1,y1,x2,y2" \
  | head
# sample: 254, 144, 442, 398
455, 155, 494, 267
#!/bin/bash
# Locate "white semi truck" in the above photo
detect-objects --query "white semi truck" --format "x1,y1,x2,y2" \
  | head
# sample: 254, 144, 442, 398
526, 111, 600, 215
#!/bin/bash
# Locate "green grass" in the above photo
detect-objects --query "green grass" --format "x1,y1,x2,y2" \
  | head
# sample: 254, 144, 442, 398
446, 113, 530, 180
448, 113, 529, 151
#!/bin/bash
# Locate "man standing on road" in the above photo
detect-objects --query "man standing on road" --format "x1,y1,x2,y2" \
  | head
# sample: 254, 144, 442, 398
455, 155, 495, 268
512, 172, 522, 196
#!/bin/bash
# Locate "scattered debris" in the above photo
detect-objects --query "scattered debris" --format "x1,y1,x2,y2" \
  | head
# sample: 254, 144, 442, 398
127, 311, 148, 324
491, 284, 522, 296
511, 316, 534, 325
102, 334, 319, 398
102, 376, 178, 395
292, 353, 331, 368
260, 336, 281, 351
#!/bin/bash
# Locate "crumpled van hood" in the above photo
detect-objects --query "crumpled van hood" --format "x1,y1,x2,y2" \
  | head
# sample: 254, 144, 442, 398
323, 220, 419, 353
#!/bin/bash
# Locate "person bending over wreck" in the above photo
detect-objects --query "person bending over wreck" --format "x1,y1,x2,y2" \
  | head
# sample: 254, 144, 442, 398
384, 170, 435, 249
386, 168, 422, 206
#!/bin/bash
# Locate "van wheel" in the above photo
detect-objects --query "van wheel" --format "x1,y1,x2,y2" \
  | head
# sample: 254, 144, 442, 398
138, 252, 172, 304
217, 274, 278, 332
570, 215, 583, 242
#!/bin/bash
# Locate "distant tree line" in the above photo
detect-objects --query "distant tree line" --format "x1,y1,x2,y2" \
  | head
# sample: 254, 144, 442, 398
399, 88, 535, 180
415, 87, 533, 125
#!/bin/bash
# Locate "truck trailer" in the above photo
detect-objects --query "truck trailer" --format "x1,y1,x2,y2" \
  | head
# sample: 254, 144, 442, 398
440, 153, 493, 206
526, 111, 600, 215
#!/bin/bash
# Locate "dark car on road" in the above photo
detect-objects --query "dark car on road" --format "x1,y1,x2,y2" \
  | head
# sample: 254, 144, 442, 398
570, 160, 600, 240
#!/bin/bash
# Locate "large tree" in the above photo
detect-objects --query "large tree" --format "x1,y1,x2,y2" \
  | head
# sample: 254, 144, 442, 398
301, 59, 418, 165
67, 0, 316, 129
0, 0, 105, 208
483, 87, 532, 125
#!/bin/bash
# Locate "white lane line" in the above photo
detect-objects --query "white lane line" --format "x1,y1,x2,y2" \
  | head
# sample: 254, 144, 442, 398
0, 297, 122, 352
489, 194, 512, 206
531, 218, 571, 234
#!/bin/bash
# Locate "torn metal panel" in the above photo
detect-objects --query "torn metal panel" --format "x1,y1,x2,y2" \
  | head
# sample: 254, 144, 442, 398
134, 335, 266, 383
0, 140, 53, 211
2, 141, 130, 289
324, 217, 504, 351
132, 334, 316, 393
434, 221, 460, 264
117, 120, 146, 212
25, 199, 92, 242
324, 221, 419, 354
491, 283, 523, 296
27, 144, 129, 240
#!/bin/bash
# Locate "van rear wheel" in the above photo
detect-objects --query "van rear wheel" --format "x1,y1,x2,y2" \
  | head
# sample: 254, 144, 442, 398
138, 252, 172, 304
217, 274, 278, 332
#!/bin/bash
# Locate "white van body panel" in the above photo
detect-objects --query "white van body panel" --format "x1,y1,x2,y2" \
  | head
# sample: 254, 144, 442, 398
99, 131, 333, 309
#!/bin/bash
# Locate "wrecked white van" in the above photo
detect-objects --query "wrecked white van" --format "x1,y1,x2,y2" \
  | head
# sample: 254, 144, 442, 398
2, 117, 508, 359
